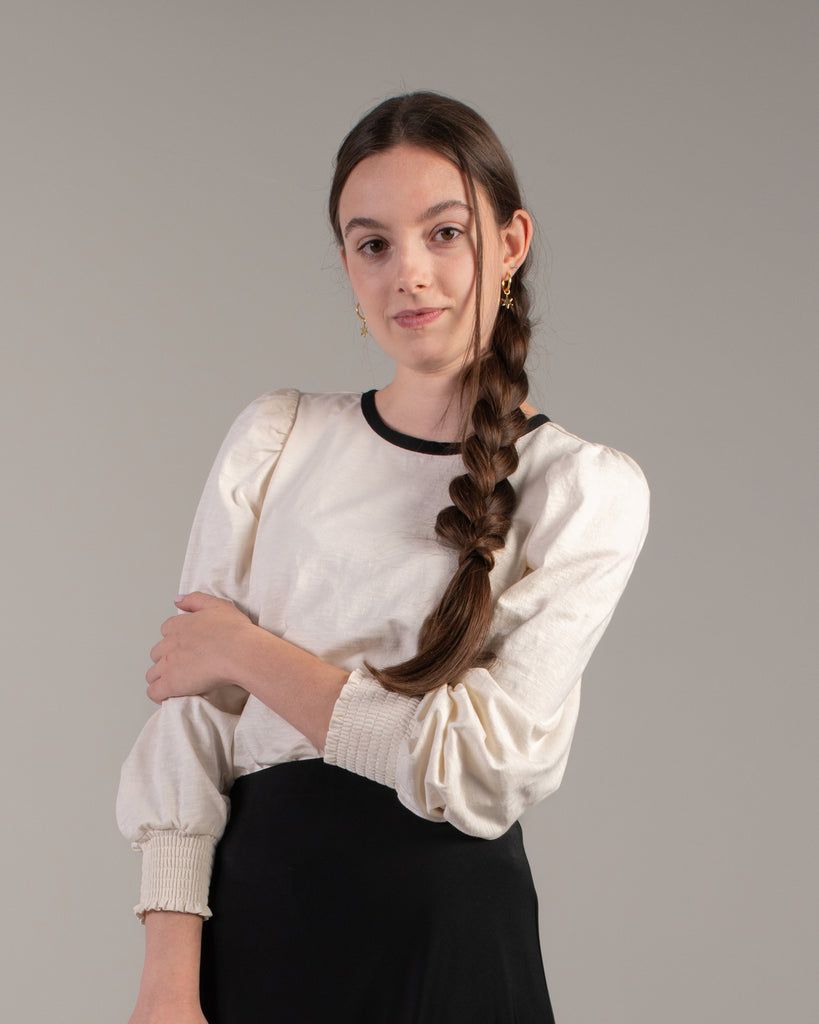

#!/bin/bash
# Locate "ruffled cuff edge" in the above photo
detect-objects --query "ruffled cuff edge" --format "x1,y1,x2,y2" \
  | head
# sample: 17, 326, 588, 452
133, 830, 216, 922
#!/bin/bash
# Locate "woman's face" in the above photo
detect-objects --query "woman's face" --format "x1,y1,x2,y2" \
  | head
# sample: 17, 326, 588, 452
338, 144, 528, 383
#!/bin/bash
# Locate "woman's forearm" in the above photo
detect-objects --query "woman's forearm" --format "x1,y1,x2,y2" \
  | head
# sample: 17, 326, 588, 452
131, 910, 204, 1018
233, 626, 349, 750
146, 592, 350, 749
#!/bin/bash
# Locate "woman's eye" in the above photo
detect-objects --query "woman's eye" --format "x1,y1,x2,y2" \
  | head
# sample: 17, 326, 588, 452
358, 238, 387, 256
435, 226, 461, 242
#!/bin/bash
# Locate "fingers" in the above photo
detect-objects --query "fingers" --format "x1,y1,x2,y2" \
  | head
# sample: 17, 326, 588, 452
144, 592, 239, 703
159, 606, 187, 639
174, 591, 215, 613
145, 661, 164, 703
149, 635, 166, 663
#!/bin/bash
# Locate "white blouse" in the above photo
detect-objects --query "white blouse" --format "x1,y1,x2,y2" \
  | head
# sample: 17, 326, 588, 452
117, 389, 650, 919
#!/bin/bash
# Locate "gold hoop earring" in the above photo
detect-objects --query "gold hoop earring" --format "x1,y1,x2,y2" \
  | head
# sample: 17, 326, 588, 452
355, 302, 368, 337
500, 274, 514, 310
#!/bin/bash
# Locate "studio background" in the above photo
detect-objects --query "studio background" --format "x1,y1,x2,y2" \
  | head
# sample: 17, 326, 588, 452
2, 1, 815, 1021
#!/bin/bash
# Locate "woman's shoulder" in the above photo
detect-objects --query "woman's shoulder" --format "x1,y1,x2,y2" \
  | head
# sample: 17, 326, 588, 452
230, 389, 361, 433
219, 388, 303, 452
520, 417, 645, 482
240, 389, 362, 415
214, 390, 372, 468
516, 419, 650, 533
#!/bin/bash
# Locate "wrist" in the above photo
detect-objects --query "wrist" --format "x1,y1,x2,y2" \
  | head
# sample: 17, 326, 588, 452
227, 621, 277, 691
135, 984, 202, 1015
140, 910, 203, 998
220, 619, 268, 688
233, 628, 349, 749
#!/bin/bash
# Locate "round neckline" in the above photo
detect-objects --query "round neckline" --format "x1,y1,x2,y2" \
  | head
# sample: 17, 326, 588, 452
360, 390, 549, 456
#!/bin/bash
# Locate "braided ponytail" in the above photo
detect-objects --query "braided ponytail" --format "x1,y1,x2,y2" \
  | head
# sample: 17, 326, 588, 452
329, 92, 536, 697
369, 259, 533, 696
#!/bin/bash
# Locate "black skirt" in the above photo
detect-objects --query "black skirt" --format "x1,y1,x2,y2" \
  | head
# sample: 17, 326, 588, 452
200, 759, 554, 1024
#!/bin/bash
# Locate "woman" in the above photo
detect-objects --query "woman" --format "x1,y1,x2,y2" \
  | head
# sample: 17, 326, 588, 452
118, 92, 649, 1023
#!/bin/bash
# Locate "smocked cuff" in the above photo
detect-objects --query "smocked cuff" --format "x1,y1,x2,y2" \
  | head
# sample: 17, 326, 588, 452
134, 830, 216, 922
323, 668, 420, 787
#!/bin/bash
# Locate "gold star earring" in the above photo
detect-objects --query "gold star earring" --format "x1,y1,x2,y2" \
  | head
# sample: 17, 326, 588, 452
500, 273, 514, 310
355, 303, 368, 337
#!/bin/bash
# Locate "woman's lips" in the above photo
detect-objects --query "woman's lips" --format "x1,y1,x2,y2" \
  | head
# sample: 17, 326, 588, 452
393, 308, 445, 329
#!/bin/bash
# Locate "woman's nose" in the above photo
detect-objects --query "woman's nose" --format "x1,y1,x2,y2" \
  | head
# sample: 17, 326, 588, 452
395, 244, 430, 293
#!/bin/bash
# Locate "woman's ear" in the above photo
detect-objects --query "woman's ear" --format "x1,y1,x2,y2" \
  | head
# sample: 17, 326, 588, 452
502, 210, 534, 274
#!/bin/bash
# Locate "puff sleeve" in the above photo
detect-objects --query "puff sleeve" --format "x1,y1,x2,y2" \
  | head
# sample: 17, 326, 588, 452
324, 440, 650, 838
116, 390, 300, 918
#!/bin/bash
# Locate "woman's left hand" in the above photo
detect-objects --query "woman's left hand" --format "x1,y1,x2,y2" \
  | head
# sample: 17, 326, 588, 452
147, 590, 350, 748
146, 592, 257, 704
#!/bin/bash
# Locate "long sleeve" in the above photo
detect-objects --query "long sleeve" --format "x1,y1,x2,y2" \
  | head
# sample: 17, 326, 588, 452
116, 389, 300, 917
116, 696, 239, 919
324, 440, 650, 838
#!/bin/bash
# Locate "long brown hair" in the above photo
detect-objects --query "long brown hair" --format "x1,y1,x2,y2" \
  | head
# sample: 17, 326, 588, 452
329, 92, 534, 697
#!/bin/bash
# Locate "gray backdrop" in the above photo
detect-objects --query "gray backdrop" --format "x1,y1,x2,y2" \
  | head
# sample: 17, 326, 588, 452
2, 1, 815, 1021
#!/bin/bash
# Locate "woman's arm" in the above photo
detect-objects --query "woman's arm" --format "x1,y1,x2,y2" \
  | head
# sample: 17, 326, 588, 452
119, 392, 304, 1021
128, 911, 207, 1024
144, 591, 349, 750
325, 443, 650, 836
117, 695, 237, 919
118, 390, 302, 910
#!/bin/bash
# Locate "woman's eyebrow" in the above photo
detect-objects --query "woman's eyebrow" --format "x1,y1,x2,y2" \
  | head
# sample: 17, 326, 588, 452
421, 199, 472, 221
343, 216, 385, 238
342, 200, 473, 239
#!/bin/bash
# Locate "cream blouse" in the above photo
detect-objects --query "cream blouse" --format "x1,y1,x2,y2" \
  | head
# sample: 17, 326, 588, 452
117, 389, 650, 919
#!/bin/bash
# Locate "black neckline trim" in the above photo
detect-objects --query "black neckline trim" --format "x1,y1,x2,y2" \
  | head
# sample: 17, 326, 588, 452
360, 390, 550, 456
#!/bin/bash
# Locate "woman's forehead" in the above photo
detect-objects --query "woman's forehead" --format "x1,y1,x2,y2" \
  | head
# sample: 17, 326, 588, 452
338, 145, 474, 226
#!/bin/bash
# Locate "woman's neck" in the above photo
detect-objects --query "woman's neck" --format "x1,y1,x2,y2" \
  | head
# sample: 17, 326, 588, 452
375, 372, 538, 443
375, 375, 468, 443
